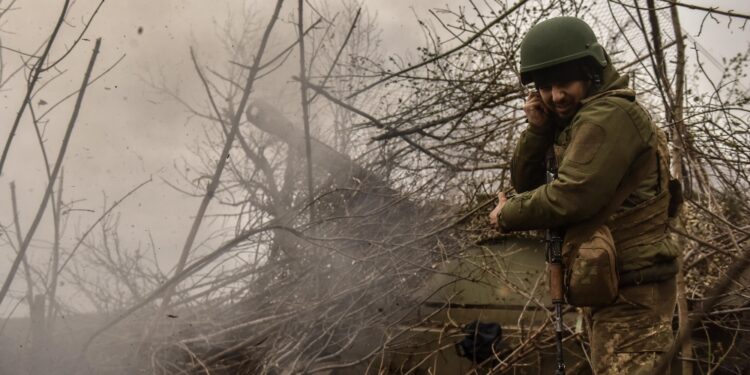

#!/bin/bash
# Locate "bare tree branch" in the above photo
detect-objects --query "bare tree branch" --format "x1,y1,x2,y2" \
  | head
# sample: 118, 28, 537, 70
0, 0, 70, 175
659, 0, 750, 21
0, 37, 101, 306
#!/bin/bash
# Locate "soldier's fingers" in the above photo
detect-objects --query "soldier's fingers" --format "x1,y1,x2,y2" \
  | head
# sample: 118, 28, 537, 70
525, 105, 544, 120
538, 99, 551, 114
527, 97, 545, 112
524, 101, 542, 115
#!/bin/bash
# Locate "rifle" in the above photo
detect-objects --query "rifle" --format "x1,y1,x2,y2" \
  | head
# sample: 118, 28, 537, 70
545, 147, 566, 375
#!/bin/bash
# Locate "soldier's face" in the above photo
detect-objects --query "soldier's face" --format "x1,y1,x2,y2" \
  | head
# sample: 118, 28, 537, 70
537, 80, 589, 120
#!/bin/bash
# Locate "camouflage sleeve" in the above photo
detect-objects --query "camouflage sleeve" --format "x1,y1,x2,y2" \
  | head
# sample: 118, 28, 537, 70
500, 100, 651, 231
510, 125, 554, 193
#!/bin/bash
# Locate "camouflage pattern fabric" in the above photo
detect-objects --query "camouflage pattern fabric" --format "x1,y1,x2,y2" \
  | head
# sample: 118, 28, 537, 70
503, 42, 680, 372
584, 278, 676, 374
501, 64, 679, 276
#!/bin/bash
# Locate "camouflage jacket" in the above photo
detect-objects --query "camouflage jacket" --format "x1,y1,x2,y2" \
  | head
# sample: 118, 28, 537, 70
500, 64, 679, 278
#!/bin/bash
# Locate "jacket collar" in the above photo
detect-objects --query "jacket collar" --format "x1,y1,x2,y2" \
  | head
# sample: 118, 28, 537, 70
581, 64, 634, 105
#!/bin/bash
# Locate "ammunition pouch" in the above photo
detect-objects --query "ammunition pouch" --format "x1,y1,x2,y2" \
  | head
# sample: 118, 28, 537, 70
563, 225, 619, 307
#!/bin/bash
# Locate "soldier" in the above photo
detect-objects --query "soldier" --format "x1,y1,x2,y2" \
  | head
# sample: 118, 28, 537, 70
489, 17, 680, 374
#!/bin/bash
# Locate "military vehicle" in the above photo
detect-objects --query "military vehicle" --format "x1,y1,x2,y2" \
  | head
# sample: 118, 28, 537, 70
379, 236, 692, 374
382, 237, 590, 374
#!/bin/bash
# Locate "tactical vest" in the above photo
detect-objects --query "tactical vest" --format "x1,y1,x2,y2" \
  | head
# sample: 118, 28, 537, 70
552, 89, 679, 284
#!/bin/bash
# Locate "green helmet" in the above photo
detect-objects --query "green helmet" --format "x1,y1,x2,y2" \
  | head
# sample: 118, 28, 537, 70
519, 17, 607, 84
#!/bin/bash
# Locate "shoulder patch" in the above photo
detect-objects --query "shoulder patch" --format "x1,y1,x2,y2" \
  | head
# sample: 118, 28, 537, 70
567, 123, 605, 165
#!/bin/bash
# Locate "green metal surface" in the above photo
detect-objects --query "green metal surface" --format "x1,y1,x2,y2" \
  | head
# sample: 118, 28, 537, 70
384, 237, 591, 374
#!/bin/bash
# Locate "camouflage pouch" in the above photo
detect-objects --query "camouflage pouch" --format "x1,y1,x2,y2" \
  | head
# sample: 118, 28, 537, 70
563, 225, 619, 307
559, 147, 657, 307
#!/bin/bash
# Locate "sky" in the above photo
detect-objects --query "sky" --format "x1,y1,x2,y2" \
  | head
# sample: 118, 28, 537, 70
0, 0, 748, 316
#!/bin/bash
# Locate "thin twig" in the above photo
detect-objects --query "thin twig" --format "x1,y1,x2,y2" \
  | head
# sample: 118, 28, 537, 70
79, 223, 283, 356
56, 177, 152, 274
42, 0, 105, 72
653, 244, 750, 374
0, 37, 101, 306
158, 0, 286, 310
37, 53, 126, 121
346, 0, 530, 99
296, 77, 461, 170
10, 183, 35, 313
658, 0, 750, 21
0, 0, 70, 175
298, 0, 317, 223
308, 7, 361, 103
230, 18, 323, 72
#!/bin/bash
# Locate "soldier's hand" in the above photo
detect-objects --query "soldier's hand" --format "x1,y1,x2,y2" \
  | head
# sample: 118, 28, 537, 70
523, 92, 550, 129
489, 192, 508, 229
